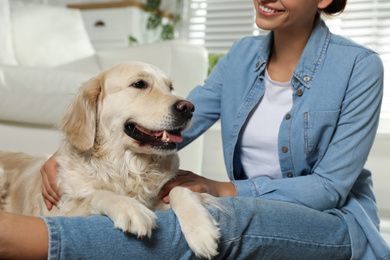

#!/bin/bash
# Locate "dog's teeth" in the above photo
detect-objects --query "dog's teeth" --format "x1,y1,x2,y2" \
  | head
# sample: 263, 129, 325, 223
161, 130, 171, 142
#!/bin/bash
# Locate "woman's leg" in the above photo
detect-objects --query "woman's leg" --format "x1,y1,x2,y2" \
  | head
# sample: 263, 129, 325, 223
1, 197, 352, 260
43, 197, 351, 260
215, 197, 352, 259
0, 210, 48, 259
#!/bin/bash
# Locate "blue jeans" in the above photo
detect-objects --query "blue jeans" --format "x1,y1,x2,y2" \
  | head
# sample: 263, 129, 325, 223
42, 197, 351, 259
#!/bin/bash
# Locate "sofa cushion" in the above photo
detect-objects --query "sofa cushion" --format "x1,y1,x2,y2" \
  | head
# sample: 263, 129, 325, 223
10, 1, 95, 68
0, 0, 17, 65
54, 55, 102, 75
0, 65, 93, 125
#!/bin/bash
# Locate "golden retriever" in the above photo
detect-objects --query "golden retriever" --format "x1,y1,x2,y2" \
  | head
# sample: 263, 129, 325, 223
0, 61, 221, 259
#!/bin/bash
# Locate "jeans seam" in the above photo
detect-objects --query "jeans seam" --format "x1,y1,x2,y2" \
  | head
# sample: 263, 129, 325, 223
220, 234, 352, 249
354, 219, 361, 259
40, 216, 60, 260
52, 217, 60, 260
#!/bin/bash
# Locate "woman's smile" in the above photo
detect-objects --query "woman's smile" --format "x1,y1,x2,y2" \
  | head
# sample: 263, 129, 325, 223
258, 2, 284, 16
254, 0, 322, 33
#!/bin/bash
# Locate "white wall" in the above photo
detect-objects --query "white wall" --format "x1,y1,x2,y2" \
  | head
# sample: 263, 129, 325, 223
366, 133, 390, 217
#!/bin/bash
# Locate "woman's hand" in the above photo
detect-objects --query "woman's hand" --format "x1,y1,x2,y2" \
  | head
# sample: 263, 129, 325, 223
40, 152, 61, 210
158, 169, 237, 204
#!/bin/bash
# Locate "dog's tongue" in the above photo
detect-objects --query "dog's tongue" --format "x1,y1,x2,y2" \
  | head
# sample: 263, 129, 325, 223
135, 125, 183, 143
165, 130, 183, 143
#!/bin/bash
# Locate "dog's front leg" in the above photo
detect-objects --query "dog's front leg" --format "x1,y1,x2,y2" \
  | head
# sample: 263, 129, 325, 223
169, 186, 221, 259
87, 190, 157, 238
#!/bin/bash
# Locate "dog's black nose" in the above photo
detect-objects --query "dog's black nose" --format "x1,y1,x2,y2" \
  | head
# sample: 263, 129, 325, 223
173, 100, 195, 119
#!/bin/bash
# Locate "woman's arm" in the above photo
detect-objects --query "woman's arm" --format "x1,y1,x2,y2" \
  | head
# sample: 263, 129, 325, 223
0, 210, 48, 259
158, 170, 237, 204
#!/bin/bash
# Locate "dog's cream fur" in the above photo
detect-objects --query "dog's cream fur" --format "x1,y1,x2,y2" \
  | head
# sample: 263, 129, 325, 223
0, 61, 221, 259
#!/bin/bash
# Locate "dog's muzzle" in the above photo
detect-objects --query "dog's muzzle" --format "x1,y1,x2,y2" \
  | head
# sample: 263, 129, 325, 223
124, 100, 194, 150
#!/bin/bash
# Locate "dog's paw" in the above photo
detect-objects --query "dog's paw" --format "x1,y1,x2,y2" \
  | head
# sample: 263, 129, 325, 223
109, 198, 157, 238
169, 187, 220, 259
182, 211, 220, 259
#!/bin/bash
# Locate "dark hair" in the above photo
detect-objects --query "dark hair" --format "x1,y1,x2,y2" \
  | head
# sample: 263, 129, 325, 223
321, 0, 348, 15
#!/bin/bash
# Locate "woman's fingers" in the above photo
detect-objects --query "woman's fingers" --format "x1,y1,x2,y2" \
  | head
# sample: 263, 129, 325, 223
40, 153, 61, 209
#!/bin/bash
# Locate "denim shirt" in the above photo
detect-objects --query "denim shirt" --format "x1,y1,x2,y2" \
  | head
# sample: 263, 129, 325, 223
178, 20, 389, 259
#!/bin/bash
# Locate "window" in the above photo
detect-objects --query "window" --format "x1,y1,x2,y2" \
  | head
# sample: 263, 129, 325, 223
182, 0, 263, 53
182, 0, 390, 131
325, 0, 390, 131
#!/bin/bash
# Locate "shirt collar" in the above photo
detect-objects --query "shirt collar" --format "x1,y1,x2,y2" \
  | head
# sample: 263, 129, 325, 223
254, 18, 331, 89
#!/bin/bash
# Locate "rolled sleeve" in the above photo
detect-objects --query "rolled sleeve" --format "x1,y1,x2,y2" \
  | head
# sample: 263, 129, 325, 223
39, 216, 60, 260
232, 179, 258, 197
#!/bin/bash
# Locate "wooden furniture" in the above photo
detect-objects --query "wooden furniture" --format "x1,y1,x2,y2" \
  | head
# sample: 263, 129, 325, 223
67, 1, 174, 49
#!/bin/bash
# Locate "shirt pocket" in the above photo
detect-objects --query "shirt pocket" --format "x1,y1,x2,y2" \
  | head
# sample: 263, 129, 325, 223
304, 110, 341, 156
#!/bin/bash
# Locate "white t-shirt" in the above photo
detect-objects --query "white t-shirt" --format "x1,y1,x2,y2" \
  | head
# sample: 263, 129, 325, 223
239, 69, 293, 179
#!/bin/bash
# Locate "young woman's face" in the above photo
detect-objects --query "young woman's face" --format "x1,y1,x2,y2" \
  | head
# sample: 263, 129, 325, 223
253, 0, 322, 33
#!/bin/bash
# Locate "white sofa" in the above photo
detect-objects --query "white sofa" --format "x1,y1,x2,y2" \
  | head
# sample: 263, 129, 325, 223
0, 1, 208, 173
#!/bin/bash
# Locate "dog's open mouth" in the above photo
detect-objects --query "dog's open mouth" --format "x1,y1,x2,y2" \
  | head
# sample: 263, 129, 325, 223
124, 123, 183, 150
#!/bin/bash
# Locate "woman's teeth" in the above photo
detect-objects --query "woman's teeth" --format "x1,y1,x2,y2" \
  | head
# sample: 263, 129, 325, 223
260, 5, 277, 14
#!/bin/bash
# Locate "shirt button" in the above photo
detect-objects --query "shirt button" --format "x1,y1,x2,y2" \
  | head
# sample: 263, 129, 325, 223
255, 62, 260, 68
282, 146, 288, 153
294, 77, 299, 82
285, 114, 291, 120
296, 89, 303, 96
304, 75, 310, 82
287, 172, 293, 178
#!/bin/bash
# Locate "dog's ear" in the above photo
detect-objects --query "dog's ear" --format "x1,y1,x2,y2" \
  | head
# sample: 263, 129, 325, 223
61, 76, 102, 151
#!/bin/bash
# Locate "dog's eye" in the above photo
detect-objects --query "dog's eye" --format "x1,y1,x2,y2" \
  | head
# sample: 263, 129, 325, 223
131, 80, 148, 89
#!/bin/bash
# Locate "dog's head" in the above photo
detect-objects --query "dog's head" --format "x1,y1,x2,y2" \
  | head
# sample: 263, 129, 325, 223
61, 61, 194, 155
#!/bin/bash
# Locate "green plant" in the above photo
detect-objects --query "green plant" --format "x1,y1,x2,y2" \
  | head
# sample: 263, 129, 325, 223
146, 0, 182, 40
129, 0, 182, 44
128, 36, 139, 45
208, 53, 226, 75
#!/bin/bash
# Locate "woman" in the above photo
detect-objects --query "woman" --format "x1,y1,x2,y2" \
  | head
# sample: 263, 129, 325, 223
1, 0, 389, 259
